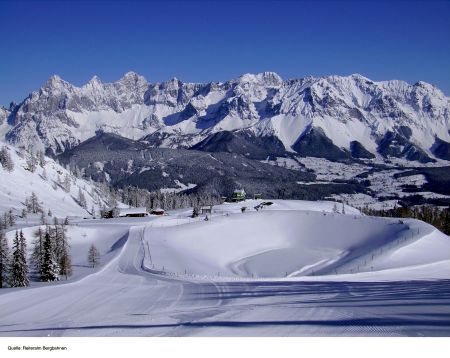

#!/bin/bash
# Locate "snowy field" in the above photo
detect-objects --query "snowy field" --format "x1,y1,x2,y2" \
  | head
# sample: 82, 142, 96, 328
0, 200, 449, 336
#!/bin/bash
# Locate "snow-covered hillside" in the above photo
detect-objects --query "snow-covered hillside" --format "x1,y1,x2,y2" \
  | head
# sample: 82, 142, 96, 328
2, 72, 449, 162
141, 200, 449, 281
0, 199, 448, 337
0, 142, 111, 218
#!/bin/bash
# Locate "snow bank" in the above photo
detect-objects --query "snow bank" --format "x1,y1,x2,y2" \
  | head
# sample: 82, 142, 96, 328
144, 207, 449, 281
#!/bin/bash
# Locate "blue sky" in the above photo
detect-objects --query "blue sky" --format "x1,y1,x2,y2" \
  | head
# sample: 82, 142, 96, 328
0, 0, 449, 106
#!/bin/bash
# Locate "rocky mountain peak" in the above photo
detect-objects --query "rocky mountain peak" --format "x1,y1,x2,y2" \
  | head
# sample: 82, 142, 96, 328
43, 74, 73, 93
117, 71, 148, 87
88, 75, 102, 84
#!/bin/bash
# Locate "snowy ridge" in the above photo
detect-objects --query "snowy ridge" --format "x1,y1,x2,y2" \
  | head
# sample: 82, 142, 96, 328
2, 72, 449, 162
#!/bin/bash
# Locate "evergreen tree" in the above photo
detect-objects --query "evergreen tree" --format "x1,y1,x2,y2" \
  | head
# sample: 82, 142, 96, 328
27, 192, 42, 214
59, 249, 72, 280
0, 214, 5, 230
333, 203, 339, 213
9, 231, 29, 287
40, 211, 47, 225
78, 188, 87, 209
40, 232, 59, 282
6, 209, 15, 226
0, 231, 10, 288
37, 150, 46, 167
31, 227, 45, 274
54, 222, 72, 279
0, 146, 14, 172
87, 244, 100, 268
26, 152, 37, 172
63, 174, 71, 193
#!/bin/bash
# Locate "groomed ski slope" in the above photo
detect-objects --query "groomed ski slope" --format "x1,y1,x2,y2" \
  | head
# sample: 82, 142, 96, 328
0, 200, 449, 336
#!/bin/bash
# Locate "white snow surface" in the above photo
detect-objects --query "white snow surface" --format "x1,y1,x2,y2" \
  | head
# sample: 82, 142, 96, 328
0, 199, 449, 336
143, 201, 449, 280
0, 143, 111, 217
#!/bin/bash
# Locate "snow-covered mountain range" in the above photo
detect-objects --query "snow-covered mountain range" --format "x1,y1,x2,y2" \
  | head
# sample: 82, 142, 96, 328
1, 71, 449, 162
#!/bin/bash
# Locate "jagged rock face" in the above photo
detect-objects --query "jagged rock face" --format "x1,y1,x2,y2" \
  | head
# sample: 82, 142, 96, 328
3, 71, 450, 162
0, 107, 9, 126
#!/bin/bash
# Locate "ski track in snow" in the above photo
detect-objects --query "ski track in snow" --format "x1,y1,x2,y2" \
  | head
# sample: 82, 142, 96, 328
0, 200, 449, 336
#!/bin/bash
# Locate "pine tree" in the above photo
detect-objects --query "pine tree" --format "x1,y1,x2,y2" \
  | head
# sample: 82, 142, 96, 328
27, 192, 42, 214
26, 152, 37, 172
31, 227, 45, 274
40, 211, 47, 225
40, 231, 59, 282
87, 244, 100, 268
78, 188, 87, 209
0, 146, 14, 172
37, 150, 46, 167
0, 231, 10, 288
19, 231, 29, 283
56, 224, 72, 279
59, 249, 72, 280
7, 209, 15, 226
0, 214, 5, 231
9, 231, 29, 287
63, 174, 71, 193
333, 203, 339, 213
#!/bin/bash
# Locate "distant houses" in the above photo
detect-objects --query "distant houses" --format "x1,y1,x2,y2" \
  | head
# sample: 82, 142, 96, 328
102, 207, 166, 218
231, 189, 246, 202
201, 205, 213, 215
227, 189, 262, 202
150, 208, 165, 216
118, 207, 148, 217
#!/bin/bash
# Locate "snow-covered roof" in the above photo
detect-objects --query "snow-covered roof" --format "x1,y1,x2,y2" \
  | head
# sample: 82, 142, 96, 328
118, 207, 148, 216
151, 208, 164, 212
233, 189, 245, 194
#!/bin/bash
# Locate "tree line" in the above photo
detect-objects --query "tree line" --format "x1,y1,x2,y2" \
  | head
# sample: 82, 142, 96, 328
97, 184, 223, 215
0, 220, 71, 288
361, 205, 450, 235
0, 222, 102, 288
